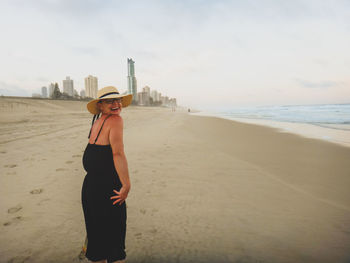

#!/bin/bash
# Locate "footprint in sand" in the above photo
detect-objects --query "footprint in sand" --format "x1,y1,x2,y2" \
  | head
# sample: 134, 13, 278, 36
4, 164, 17, 168
135, 233, 142, 239
140, 209, 146, 214
30, 189, 43, 194
56, 168, 66, 171
0, 150, 6, 154
3, 216, 23, 226
6, 171, 16, 175
8, 204, 22, 214
7, 254, 31, 263
72, 154, 82, 158
66, 160, 74, 164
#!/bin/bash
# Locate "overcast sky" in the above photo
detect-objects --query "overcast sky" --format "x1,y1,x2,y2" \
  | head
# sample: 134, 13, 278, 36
0, 0, 349, 109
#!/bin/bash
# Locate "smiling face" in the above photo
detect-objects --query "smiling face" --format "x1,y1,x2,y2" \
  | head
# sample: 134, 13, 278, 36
98, 98, 123, 115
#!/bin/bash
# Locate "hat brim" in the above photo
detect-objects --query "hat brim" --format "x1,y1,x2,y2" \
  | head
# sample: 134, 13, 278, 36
87, 94, 133, 115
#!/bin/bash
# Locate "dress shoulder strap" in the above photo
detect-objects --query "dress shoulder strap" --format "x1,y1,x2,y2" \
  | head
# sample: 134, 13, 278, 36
93, 114, 112, 144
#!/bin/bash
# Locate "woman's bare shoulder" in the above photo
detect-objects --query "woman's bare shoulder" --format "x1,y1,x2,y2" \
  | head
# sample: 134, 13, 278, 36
107, 115, 123, 126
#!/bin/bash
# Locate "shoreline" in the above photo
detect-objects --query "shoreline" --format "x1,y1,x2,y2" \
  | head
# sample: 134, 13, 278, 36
192, 111, 350, 148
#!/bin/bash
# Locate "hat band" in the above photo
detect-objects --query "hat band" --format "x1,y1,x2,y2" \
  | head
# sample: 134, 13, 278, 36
99, 92, 120, 99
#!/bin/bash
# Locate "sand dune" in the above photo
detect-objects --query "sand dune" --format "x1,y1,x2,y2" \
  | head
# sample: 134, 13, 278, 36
0, 97, 350, 263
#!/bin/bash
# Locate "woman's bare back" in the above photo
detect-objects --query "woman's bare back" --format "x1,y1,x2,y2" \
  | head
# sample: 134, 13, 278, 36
88, 115, 122, 145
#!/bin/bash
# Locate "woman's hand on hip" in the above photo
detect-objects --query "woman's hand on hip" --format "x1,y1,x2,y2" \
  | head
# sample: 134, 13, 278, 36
110, 186, 129, 205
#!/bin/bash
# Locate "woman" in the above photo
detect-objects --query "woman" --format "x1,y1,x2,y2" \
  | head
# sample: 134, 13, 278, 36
82, 86, 132, 263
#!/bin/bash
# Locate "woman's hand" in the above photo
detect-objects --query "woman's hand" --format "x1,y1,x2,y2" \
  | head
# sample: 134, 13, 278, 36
110, 186, 129, 205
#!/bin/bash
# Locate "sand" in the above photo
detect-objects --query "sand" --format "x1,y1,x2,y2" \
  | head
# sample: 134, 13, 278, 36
0, 97, 350, 263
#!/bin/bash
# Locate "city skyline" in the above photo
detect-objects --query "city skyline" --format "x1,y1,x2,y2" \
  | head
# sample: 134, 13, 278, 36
0, 1, 349, 109
34, 68, 176, 108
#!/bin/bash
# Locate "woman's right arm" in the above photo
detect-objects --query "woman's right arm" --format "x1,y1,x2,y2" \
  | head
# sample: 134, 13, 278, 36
109, 116, 131, 205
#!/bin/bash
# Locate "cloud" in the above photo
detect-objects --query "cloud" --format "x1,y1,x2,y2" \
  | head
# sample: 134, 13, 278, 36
295, 79, 339, 89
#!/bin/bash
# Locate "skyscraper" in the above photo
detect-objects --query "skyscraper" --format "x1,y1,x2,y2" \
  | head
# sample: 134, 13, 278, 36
80, 89, 86, 98
127, 58, 137, 103
137, 92, 150, 106
85, 75, 98, 98
63, 76, 74, 96
143, 86, 150, 96
48, 83, 55, 98
150, 90, 158, 102
41, 86, 48, 98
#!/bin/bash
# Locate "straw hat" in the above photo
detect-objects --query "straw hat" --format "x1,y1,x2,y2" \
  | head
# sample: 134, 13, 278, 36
87, 86, 133, 114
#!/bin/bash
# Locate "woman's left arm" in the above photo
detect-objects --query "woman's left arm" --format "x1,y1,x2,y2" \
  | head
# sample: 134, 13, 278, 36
109, 116, 131, 205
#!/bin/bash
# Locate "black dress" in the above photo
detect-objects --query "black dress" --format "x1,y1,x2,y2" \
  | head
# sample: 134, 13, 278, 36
81, 116, 127, 262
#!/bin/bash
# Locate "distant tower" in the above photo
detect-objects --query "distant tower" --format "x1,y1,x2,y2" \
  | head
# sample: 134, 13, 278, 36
41, 86, 48, 98
143, 86, 150, 96
48, 83, 55, 97
63, 76, 74, 96
85, 75, 98, 99
80, 89, 86, 98
127, 58, 137, 103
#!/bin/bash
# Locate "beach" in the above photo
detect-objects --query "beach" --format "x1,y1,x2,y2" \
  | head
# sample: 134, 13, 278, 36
1, 97, 350, 263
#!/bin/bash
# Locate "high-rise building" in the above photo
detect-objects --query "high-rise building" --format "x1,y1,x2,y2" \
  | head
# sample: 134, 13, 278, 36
161, 96, 170, 106
41, 86, 48, 98
143, 86, 150, 96
151, 90, 160, 102
140, 86, 150, 105
85, 75, 98, 99
157, 92, 161, 102
63, 76, 74, 96
127, 58, 137, 102
80, 90, 86, 98
48, 83, 55, 97
137, 92, 150, 106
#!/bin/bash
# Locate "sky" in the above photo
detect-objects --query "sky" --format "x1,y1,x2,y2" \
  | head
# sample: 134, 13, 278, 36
0, 0, 349, 109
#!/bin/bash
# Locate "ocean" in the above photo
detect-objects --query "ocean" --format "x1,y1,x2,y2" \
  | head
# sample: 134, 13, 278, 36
193, 103, 350, 146
196, 103, 350, 128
